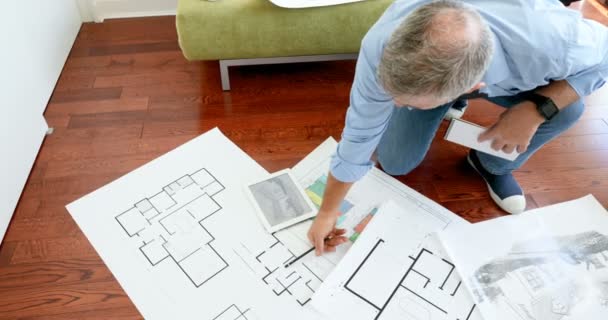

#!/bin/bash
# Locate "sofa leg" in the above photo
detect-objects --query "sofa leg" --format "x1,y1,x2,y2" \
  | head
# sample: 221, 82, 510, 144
218, 54, 358, 91
219, 60, 231, 91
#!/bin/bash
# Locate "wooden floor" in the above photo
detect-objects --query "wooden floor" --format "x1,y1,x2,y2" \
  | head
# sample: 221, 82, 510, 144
1, 16, 607, 319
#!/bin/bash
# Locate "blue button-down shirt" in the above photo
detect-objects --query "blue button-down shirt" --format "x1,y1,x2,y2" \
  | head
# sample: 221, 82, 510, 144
330, 0, 608, 183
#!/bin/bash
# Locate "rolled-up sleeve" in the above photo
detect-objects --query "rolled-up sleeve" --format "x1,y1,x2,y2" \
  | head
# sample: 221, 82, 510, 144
330, 35, 393, 183
564, 19, 608, 98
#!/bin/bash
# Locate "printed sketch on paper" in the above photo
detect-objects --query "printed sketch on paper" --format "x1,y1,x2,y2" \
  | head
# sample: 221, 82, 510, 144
471, 231, 608, 319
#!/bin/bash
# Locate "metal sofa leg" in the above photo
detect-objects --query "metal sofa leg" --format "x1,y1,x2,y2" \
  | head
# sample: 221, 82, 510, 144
218, 54, 358, 91
219, 60, 231, 91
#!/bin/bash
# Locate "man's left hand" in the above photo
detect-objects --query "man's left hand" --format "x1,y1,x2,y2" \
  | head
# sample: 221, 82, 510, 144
478, 102, 546, 154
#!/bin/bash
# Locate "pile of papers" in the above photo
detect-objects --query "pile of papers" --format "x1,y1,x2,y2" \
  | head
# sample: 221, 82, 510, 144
314, 196, 608, 320
66, 128, 608, 319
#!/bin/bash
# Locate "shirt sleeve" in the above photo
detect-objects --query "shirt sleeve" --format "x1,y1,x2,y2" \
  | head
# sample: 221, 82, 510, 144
564, 18, 608, 98
329, 35, 394, 183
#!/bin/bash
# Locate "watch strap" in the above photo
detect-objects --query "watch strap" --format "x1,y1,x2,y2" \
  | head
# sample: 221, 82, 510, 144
523, 92, 559, 120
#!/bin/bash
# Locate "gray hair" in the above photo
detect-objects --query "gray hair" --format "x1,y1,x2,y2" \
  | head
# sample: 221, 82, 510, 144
378, 0, 494, 102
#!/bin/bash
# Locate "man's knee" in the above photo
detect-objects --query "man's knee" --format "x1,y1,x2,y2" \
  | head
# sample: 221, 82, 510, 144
378, 152, 425, 176
554, 99, 585, 128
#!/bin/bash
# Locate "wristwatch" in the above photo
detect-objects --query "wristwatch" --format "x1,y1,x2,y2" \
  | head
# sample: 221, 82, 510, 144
523, 92, 559, 120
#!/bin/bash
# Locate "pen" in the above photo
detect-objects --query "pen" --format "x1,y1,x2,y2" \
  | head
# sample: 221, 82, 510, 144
284, 246, 315, 268
284, 235, 334, 268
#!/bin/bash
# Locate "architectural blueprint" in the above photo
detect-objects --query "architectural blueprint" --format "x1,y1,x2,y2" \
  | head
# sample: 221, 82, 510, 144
439, 195, 608, 320
67, 130, 471, 319
67, 128, 330, 320
228, 137, 453, 310
312, 200, 481, 320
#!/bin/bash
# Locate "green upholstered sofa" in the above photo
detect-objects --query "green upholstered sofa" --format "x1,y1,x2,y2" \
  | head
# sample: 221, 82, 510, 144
176, 0, 393, 90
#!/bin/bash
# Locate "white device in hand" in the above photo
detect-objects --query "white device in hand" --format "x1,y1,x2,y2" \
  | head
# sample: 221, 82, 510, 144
444, 119, 519, 161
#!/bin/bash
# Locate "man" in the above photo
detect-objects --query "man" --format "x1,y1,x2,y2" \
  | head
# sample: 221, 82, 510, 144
308, 0, 608, 255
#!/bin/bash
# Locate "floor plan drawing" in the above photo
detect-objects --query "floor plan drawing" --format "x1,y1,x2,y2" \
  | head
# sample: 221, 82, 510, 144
115, 168, 229, 288
233, 224, 331, 306
67, 129, 470, 320
213, 304, 259, 320
68, 129, 332, 320
312, 201, 482, 320
440, 195, 608, 320
342, 235, 479, 320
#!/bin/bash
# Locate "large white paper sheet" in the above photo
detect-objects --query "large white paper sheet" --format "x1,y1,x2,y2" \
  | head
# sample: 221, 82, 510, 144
439, 195, 608, 320
67, 128, 329, 320
311, 199, 482, 320
66, 129, 472, 320
269, 0, 365, 9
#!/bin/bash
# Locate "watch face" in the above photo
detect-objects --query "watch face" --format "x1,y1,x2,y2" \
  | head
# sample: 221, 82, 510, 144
541, 100, 559, 119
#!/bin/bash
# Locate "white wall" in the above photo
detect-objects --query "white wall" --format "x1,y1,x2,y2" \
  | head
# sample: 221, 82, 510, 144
79, 0, 177, 22
0, 1, 82, 243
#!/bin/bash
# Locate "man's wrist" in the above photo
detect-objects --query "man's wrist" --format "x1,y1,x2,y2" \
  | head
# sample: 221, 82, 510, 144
517, 101, 546, 126
315, 210, 338, 225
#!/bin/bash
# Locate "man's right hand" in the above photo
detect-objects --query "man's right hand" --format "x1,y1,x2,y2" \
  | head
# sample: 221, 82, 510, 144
307, 211, 348, 256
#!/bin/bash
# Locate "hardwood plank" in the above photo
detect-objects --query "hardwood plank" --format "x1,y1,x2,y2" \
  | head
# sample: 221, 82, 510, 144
15, 306, 141, 320
10, 199, 41, 223
45, 97, 149, 117
0, 281, 130, 319
3, 216, 80, 242
141, 111, 346, 139
41, 125, 143, 148
531, 187, 608, 208
541, 133, 608, 153
87, 41, 180, 57
440, 198, 507, 223
44, 97, 149, 129
94, 70, 197, 88
63, 51, 194, 78
20, 175, 122, 206
0, 242, 18, 267
43, 154, 153, 180
76, 16, 177, 45
9, 237, 98, 265
523, 150, 608, 169
516, 167, 608, 193
54, 73, 96, 91
0, 258, 113, 293
37, 135, 188, 164
10, 198, 75, 221
50, 87, 123, 104
44, 115, 71, 129
67, 110, 147, 129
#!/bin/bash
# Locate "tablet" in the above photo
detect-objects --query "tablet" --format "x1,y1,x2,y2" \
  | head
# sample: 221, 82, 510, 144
245, 169, 317, 233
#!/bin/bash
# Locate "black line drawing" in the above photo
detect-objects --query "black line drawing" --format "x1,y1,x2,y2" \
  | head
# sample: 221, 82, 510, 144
233, 229, 331, 307
212, 304, 258, 320
342, 238, 479, 320
116, 168, 229, 287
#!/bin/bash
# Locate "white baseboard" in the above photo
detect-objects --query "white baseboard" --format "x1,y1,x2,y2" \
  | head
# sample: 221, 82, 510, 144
99, 8, 176, 21
77, 0, 177, 22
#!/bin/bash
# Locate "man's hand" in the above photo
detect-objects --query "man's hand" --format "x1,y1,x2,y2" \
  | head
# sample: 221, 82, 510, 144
307, 211, 348, 256
478, 101, 545, 154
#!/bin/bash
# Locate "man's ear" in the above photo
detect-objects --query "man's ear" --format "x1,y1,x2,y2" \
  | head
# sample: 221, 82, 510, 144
467, 82, 486, 93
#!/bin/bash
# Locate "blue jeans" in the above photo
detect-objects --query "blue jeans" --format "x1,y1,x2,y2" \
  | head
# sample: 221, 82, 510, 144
377, 95, 585, 176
